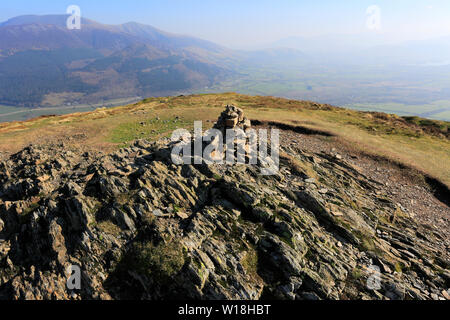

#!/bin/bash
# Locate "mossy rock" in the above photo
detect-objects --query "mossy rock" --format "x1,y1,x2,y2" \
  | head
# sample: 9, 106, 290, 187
130, 239, 186, 282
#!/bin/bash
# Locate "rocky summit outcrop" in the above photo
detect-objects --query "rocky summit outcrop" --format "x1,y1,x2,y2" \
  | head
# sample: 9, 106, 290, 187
0, 108, 449, 300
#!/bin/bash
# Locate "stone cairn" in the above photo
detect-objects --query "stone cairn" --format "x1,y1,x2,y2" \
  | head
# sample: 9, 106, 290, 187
213, 105, 251, 136
207, 105, 253, 161
173, 105, 253, 162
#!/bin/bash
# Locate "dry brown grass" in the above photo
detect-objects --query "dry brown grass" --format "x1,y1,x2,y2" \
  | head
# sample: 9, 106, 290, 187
1, 93, 448, 188
280, 151, 318, 180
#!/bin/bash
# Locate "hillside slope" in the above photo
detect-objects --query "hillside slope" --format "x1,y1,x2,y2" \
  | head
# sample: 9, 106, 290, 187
1, 93, 448, 186
0, 94, 449, 300
0, 15, 234, 107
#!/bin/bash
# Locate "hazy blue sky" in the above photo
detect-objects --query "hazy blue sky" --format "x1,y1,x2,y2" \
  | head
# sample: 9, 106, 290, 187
1, 0, 450, 48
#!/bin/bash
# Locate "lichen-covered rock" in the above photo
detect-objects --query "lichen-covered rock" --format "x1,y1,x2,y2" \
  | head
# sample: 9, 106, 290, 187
0, 113, 449, 300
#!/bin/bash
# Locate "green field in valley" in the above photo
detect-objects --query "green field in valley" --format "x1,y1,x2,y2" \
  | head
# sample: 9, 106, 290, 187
345, 101, 450, 121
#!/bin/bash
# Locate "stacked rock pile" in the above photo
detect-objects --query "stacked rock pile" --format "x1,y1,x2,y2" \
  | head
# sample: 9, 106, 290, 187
213, 105, 251, 134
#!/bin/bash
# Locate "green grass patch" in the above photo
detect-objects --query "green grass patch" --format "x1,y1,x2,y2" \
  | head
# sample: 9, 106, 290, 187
241, 248, 260, 281
108, 117, 191, 147
19, 202, 40, 224
129, 239, 186, 281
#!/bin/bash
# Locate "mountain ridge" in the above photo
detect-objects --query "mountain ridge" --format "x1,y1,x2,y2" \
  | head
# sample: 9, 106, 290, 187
0, 14, 316, 109
0, 15, 235, 107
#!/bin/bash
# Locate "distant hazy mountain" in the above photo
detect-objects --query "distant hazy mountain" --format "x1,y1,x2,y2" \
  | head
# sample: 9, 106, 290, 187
356, 36, 450, 65
0, 15, 234, 107
238, 48, 309, 67
0, 14, 99, 27
272, 33, 395, 54
271, 33, 450, 66
0, 15, 228, 54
